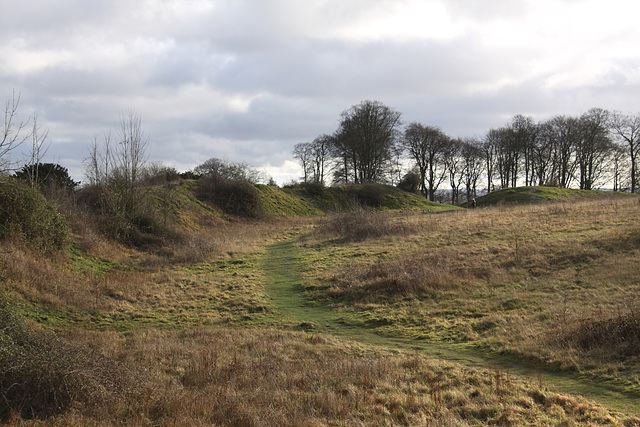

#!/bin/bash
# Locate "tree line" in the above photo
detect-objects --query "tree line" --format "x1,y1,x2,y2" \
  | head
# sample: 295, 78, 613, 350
293, 100, 640, 202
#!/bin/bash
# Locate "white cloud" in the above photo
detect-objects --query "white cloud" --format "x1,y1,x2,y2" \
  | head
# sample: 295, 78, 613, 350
2, 0, 640, 184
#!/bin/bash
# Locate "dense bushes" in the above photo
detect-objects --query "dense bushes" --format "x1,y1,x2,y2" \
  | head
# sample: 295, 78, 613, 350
197, 176, 265, 218
318, 208, 410, 242
76, 184, 182, 249
0, 177, 68, 253
348, 184, 388, 208
559, 308, 640, 358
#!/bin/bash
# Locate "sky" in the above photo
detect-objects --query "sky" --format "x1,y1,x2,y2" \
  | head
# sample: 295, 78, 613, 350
2, 0, 640, 184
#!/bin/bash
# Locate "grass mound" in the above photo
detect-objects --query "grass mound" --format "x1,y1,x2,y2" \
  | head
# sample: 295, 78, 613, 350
468, 186, 637, 207
292, 183, 459, 213
255, 184, 322, 216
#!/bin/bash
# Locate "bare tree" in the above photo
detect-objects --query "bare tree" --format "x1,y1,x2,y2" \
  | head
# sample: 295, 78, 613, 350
576, 108, 612, 190
444, 138, 464, 204
401, 122, 449, 200
24, 112, 50, 187
193, 157, 263, 183
541, 115, 580, 188
480, 133, 498, 192
310, 134, 331, 185
609, 111, 640, 193
293, 142, 313, 183
610, 144, 628, 191
331, 100, 402, 184
486, 127, 514, 189
460, 138, 484, 200
83, 111, 150, 237
113, 110, 149, 190
532, 120, 558, 186
510, 115, 538, 186
85, 131, 112, 187
1, 91, 30, 172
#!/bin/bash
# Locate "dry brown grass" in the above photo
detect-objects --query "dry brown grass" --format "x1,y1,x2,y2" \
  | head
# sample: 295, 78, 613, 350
8, 326, 627, 426
3, 192, 640, 424
300, 197, 640, 394
316, 207, 413, 242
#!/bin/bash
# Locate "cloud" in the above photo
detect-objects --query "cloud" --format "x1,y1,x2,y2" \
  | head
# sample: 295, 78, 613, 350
2, 0, 640, 184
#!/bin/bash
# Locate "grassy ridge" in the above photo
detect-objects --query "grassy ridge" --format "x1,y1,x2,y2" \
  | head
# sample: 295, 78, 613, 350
466, 186, 637, 207
2, 180, 640, 424
298, 196, 640, 411
259, 183, 459, 214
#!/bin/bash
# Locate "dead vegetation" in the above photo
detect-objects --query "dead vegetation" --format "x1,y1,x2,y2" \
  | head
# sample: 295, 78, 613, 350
2, 180, 640, 424
301, 196, 640, 398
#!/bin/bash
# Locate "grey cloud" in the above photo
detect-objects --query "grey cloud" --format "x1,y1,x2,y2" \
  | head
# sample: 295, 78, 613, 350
2, 0, 640, 185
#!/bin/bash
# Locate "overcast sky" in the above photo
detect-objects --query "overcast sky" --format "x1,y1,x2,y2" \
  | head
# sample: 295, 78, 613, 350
2, 0, 640, 184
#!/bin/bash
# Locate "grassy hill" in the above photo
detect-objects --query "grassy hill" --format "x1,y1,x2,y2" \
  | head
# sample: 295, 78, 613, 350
465, 186, 638, 208
259, 183, 459, 215
2, 177, 640, 425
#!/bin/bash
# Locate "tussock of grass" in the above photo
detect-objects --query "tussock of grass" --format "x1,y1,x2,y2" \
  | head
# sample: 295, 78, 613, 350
329, 251, 465, 301
317, 208, 412, 242
553, 305, 640, 358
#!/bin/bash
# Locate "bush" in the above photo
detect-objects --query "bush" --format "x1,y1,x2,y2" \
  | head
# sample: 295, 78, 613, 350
349, 184, 388, 208
562, 309, 640, 358
197, 176, 265, 218
397, 171, 421, 194
303, 182, 325, 197
0, 177, 69, 253
0, 297, 141, 420
76, 184, 184, 250
319, 208, 405, 242
14, 163, 79, 192
140, 162, 181, 185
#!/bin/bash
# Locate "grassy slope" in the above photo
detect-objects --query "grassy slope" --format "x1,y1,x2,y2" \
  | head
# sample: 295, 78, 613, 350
466, 186, 636, 208
266, 237, 640, 416
259, 183, 459, 215
3, 182, 640, 424
296, 195, 640, 415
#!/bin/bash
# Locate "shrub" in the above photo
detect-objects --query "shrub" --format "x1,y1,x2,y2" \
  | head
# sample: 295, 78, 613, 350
561, 308, 640, 358
0, 177, 68, 253
0, 297, 141, 420
140, 162, 181, 185
319, 208, 407, 242
75, 184, 181, 250
197, 176, 265, 218
329, 251, 460, 301
303, 181, 325, 197
349, 184, 388, 208
14, 163, 80, 192
397, 170, 421, 194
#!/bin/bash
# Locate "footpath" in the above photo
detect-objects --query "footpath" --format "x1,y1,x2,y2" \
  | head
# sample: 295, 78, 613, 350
264, 238, 640, 417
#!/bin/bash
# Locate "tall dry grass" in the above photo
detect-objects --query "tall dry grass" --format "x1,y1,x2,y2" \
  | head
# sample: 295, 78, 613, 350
3, 192, 640, 424
303, 196, 640, 392
13, 326, 627, 426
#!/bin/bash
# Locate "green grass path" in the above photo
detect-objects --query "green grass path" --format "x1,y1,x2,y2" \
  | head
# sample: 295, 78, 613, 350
263, 238, 640, 417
